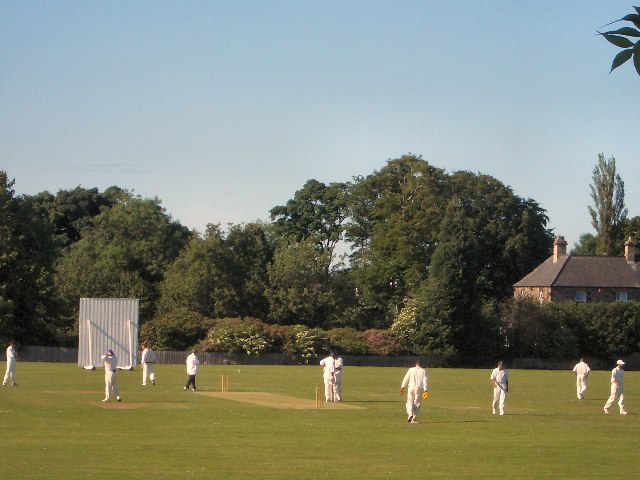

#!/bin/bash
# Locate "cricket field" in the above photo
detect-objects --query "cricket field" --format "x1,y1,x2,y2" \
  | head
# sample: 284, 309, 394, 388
0, 363, 636, 479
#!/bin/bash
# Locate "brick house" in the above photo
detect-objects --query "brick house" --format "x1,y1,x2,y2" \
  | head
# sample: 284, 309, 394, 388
513, 236, 640, 303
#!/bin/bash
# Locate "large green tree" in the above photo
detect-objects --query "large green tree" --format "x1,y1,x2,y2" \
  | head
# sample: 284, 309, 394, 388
0, 172, 60, 344
345, 155, 552, 328
32, 186, 120, 247
347, 154, 448, 324
588, 153, 627, 255
55, 193, 191, 327
158, 223, 272, 319
270, 179, 349, 260
265, 239, 334, 328
447, 171, 552, 301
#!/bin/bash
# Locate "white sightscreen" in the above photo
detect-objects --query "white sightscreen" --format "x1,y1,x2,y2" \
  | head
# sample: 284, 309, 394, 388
78, 298, 139, 369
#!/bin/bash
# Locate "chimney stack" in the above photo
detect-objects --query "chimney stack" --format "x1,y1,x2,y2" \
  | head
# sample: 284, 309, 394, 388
625, 237, 636, 263
553, 236, 568, 262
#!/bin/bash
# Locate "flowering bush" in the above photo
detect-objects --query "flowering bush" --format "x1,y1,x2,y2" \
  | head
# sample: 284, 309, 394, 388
282, 325, 327, 364
202, 318, 271, 356
390, 301, 420, 351
363, 329, 405, 356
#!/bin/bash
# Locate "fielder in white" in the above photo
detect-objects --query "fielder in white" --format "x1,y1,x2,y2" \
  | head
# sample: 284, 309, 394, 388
333, 352, 343, 402
101, 349, 121, 402
320, 352, 337, 402
141, 343, 156, 386
604, 359, 627, 415
3, 341, 17, 386
572, 357, 590, 400
400, 358, 428, 424
490, 360, 508, 415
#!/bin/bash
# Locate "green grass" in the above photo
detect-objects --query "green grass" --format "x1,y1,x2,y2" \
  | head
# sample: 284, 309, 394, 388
0, 363, 637, 479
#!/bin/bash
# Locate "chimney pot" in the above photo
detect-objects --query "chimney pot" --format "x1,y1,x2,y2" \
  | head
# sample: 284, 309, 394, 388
625, 236, 636, 263
553, 236, 568, 262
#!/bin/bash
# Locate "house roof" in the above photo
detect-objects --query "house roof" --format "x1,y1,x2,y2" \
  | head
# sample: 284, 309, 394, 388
514, 255, 640, 289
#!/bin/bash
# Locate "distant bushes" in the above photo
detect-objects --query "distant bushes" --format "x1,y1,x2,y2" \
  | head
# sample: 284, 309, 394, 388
500, 299, 640, 361
141, 301, 640, 365
141, 310, 407, 363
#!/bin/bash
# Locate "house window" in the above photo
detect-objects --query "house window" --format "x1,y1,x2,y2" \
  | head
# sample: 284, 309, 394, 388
575, 291, 587, 302
616, 292, 628, 302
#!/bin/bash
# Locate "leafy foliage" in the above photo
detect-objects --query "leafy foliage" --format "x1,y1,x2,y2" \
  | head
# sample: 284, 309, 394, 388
55, 193, 191, 325
266, 239, 335, 328
570, 233, 598, 255
281, 325, 328, 364
270, 179, 349, 259
32, 186, 118, 247
599, 7, 640, 76
158, 224, 270, 319
501, 299, 577, 360
347, 155, 448, 319
0, 172, 61, 345
588, 153, 627, 255
202, 318, 271, 355
139, 308, 215, 350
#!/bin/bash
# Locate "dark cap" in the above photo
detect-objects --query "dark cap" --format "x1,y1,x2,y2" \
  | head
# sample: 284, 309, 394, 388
107, 349, 114, 355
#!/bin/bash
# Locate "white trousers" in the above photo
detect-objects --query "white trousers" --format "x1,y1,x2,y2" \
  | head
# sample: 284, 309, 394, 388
3, 360, 16, 385
576, 374, 587, 399
406, 387, 424, 419
334, 372, 342, 401
604, 384, 625, 412
323, 375, 336, 401
142, 363, 155, 384
104, 370, 121, 400
492, 386, 507, 414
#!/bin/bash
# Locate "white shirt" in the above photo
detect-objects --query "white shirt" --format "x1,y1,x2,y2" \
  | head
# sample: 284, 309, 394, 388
573, 361, 590, 376
490, 367, 508, 388
611, 366, 624, 386
320, 356, 336, 379
6, 346, 16, 363
141, 347, 156, 364
186, 353, 199, 375
334, 356, 343, 376
102, 354, 118, 372
401, 366, 428, 391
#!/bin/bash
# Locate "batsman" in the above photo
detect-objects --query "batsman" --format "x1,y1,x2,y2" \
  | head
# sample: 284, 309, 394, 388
320, 351, 337, 402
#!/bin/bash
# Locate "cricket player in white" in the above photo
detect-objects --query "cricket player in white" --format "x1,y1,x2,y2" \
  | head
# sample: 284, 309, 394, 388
333, 352, 343, 402
400, 358, 428, 423
604, 359, 627, 415
3, 342, 17, 386
141, 343, 156, 386
101, 349, 121, 402
320, 352, 337, 402
572, 357, 590, 400
490, 360, 508, 415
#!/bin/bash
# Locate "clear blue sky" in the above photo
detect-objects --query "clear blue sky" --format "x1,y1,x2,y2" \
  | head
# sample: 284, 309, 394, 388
2, 1, 639, 248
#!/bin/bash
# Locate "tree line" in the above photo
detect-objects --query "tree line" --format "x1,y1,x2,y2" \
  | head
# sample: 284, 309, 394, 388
1, 153, 636, 366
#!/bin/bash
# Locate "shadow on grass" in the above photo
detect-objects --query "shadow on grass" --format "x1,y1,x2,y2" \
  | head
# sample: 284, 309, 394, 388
347, 400, 403, 404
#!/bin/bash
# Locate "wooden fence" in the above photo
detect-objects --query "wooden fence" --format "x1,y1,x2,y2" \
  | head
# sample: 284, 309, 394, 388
1, 346, 418, 368
4, 347, 638, 370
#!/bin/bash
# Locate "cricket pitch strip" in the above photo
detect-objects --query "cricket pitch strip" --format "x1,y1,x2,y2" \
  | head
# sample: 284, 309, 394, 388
199, 391, 363, 410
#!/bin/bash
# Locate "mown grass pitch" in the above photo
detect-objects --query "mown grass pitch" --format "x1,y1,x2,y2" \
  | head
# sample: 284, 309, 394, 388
0, 363, 637, 479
